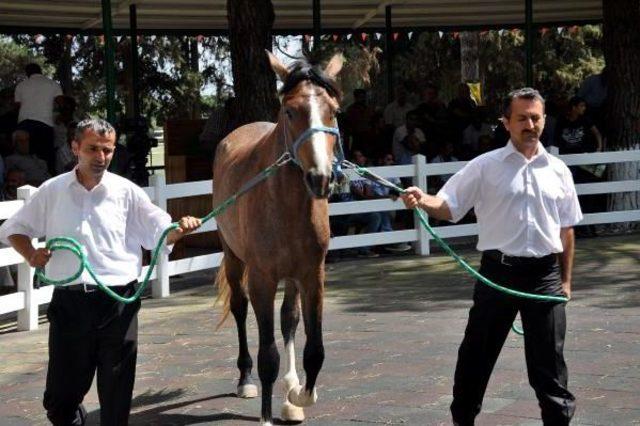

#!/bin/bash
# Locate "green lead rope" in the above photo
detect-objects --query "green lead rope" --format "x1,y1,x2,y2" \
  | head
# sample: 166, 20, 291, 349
35, 155, 291, 304
345, 162, 569, 335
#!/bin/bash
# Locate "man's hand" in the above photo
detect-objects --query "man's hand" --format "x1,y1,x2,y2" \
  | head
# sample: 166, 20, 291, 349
562, 281, 572, 300
28, 248, 51, 268
400, 186, 425, 209
167, 216, 202, 245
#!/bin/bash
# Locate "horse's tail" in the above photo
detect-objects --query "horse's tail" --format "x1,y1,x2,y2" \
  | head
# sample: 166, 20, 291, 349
214, 258, 248, 330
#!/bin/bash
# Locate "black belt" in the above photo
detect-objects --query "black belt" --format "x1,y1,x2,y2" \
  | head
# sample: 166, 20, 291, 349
55, 281, 136, 294
483, 250, 557, 267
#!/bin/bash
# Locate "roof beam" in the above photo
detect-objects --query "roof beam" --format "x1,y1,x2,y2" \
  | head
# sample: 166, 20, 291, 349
352, 0, 407, 29
81, 0, 142, 30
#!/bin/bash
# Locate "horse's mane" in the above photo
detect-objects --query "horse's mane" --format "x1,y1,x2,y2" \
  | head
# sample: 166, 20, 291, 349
279, 58, 342, 100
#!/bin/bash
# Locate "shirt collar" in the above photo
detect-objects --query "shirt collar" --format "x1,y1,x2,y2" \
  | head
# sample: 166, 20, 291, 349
500, 140, 549, 164
67, 167, 113, 190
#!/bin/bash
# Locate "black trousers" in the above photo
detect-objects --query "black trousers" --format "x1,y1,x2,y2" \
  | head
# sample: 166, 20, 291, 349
16, 119, 55, 175
450, 253, 576, 426
43, 282, 141, 426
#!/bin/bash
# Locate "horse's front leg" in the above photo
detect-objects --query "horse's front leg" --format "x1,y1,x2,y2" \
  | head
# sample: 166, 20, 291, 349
249, 276, 280, 426
287, 273, 324, 408
280, 279, 305, 421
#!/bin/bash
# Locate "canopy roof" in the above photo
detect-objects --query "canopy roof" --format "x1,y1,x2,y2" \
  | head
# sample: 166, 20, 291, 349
0, 0, 602, 34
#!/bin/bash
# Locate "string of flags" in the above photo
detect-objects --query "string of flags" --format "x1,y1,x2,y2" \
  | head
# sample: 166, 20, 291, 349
298, 25, 582, 45
31, 25, 583, 47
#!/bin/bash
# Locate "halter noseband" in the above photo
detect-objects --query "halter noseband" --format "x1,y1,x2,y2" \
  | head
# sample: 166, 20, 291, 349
285, 124, 347, 183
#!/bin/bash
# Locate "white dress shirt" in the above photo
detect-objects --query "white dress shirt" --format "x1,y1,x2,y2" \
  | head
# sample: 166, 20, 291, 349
0, 170, 173, 286
438, 141, 583, 257
14, 74, 63, 127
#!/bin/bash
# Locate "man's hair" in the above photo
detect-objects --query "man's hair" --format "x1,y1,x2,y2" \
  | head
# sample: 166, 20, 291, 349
353, 88, 366, 97
25, 63, 42, 77
502, 87, 545, 118
569, 95, 586, 108
74, 118, 116, 142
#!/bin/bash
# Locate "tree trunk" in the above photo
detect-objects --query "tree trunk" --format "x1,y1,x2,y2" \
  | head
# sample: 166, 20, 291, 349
227, 0, 279, 125
57, 36, 73, 95
602, 0, 640, 230
460, 31, 480, 82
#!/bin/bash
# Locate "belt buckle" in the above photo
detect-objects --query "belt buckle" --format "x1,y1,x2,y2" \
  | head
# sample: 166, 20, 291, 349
82, 283, 97, 293
500, 253, 512, 266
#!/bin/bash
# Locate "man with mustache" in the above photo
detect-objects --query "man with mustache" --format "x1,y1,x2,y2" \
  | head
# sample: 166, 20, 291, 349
401, 88, 581, 425
0, 119, 201, 425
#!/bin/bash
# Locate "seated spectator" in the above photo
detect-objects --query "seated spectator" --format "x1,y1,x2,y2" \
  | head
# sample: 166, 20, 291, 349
5, 130, 50, 186
415, 82, 449, 150
1, 168, 27, 201
392, 110, 426, 165
54, 121, 77, 174
360, 112, 390, 161
330, 151, 382, 258
554, 96, 604, 237
461, 107, 492, 159
554, 96, 603, 154
372, 153, 411, 252
448, 83, 478, 143
344, 89, 375, 155
429, 141, 459, 193
53, 96, 77, 162
384, 85, 415, 130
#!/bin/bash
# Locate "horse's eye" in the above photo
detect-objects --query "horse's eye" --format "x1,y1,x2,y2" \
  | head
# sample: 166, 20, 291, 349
285, 109, 293, 119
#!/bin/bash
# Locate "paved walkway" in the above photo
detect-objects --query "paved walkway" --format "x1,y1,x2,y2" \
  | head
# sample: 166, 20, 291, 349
1, 234, 639, 425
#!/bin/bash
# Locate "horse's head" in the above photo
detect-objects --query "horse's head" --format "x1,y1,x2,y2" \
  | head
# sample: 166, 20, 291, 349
268, 51, 344, 199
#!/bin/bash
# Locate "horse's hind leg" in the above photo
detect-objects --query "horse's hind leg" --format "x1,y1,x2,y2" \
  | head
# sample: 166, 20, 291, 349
287, 274, 324, 408
224, 249, 258, 398
280, 280, 305, 421
248, 273, 280, 426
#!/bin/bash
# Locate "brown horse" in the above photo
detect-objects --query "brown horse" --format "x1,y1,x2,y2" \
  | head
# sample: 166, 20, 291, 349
212, 51, 343, 425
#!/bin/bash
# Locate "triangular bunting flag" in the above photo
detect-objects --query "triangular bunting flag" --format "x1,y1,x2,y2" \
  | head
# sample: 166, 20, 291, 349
392, 32, 399, 41
346, 33, 352, 40
375, 32, 382, 40
438, 31, 444, 39
360, 33, 368, 42
408, 31, 414, 40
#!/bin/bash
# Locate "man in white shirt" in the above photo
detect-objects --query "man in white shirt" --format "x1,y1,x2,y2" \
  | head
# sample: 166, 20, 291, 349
401, 88, 581, 425
14, 63, 64, 175
0, 119, 201, 426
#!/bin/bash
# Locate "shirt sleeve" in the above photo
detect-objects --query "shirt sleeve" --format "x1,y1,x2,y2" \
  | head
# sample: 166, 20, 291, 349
0, 184, 48, 245
436, 159, 482, 223
129, 186, 174, 253
14, 82, 24, 104
558, 166, 583, 227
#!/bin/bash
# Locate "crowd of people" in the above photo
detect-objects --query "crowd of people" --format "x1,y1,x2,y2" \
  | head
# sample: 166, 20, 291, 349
329, 70, 608, 257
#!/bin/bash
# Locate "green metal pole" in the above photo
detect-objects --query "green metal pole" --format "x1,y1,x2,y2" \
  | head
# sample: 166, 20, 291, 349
313, 0, 321, 51
129, 4, 140, 120
385, 5, 393, 104
525, 0, 533, 86
101, 0, 116, 124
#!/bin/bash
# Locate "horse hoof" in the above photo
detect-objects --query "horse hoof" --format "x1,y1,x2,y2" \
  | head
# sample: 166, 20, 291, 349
287, 385, 317, 407
237, 384, 258, 398
281, 400, 305, 422
260, 420, 273, 426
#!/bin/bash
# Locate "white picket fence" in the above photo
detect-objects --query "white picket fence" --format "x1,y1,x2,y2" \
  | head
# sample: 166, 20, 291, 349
1, 149, 639, 331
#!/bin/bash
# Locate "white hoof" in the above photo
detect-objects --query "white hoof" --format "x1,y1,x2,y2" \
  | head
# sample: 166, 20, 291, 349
237, 384, 258, 398
287, 384, 318, 407
260, 420, 273, 426
281, 400, 305, 422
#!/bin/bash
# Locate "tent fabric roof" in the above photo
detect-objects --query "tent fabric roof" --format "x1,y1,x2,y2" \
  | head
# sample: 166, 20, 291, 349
0, 0, 602, 33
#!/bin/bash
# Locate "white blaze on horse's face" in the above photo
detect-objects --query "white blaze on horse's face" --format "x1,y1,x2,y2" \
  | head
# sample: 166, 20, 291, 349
304, 93, 334, 197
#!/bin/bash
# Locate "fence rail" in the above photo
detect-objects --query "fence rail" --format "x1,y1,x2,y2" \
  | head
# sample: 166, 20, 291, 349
1, 149, 639, 331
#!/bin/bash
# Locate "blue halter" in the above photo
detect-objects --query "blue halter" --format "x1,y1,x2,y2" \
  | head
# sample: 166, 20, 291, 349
287, 125, 346, 182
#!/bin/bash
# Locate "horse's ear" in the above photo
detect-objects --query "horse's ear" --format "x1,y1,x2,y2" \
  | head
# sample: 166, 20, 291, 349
324, 53, 344, 78
266, 50, 289, 82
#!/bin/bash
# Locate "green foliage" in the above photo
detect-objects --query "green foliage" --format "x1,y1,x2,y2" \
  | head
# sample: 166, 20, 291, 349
0, 37, 51, 88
